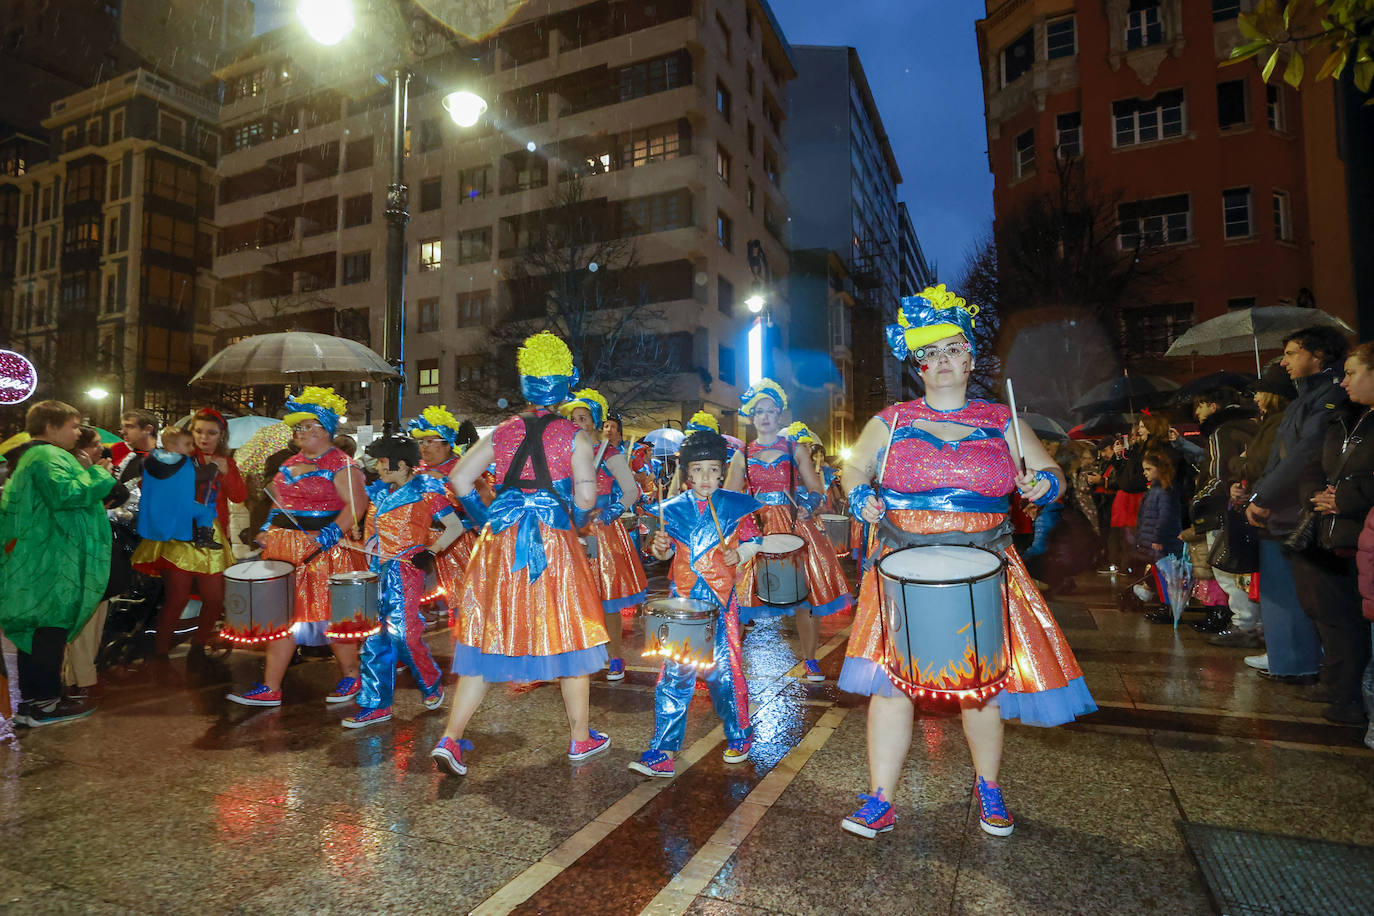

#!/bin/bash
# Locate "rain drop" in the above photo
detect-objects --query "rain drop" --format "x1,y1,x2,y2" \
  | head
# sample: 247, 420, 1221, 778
588, 262, 598, 272
694, 272, 708, 286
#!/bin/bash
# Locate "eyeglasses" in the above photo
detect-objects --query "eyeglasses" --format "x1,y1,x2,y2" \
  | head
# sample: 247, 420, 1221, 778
914, 342, 972, 363
292, 421, 323, 434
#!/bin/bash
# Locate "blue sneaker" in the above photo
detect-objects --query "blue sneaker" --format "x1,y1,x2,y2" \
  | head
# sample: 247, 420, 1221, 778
803, 659, 825, 682
723, 738, 752, 764
974, 776, 1014, 836
569, 729, 611, 761
431, 736, 474, 776
226, 683, 282, 707
341, 706, 392, 729
842, 789, 896, 838
325, 677, 360, 704
607, 658, 626, 681
628, 749, 675, 778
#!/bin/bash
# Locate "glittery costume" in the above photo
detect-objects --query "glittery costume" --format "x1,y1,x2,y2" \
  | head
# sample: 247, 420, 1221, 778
356, 475, 451, 709
418, 454, 479, 604
451, 411, 609, 680
736, 440, 854, 622
649, 489, 762, 752
838, 398, 1096, 726
591, 441, 648, 613
261, 447, 366, 642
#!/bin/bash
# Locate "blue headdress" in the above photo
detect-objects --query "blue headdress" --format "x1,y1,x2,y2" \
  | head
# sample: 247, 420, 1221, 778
517, 332, 580, 406
408, 405, 462, 448
283, 386, 347, 437
739, 378, 788, 417
885, 285, 980, 361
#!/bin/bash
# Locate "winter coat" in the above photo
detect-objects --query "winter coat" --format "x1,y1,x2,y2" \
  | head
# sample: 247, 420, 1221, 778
1238, 409, 1283, 484
1357, 506, 1374, 621
1253, 368, 1346, 535
1306, 405, 1374, 554
1136, 484, 1182, 557
1191, 405, 1257, 532
0, 441, 115, 652
136, 450, 218, 543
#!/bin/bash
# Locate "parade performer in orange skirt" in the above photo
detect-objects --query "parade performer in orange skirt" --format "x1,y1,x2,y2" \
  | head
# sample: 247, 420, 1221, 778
409, 405, 489, 608
837, 286, 1096, 840
726, 378, 854, 680
227, 387, 368, 708
431, 332, 610, 776
561, 388, 647, 681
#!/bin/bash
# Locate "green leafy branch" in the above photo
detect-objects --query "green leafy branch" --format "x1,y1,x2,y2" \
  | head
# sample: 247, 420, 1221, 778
1228, 0, 1374, 96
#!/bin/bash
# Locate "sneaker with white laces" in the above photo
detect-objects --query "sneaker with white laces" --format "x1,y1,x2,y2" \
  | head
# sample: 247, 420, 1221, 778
226, 683, 283, 707
628, 749, 675, 777
803, 659, 825, 682
423, 685, 445, 710
606, 658, 626, 681
431, 736, 473, 775
342, 706, 392, 729
1244, 654, 1270, 671
974, 776, 1015, 837
723, 738, 752, 764
325, 676, 361, 704
568, 729, 611, 761
841, 789, 896, 838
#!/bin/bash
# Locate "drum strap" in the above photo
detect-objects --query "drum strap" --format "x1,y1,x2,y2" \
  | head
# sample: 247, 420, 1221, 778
500, 412, 574, 519
874, 517, 1013, 557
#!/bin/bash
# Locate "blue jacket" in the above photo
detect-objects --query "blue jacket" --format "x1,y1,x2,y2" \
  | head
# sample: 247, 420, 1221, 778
1136, 484, 1182, 556
1254, 367, 1346, 535
136, 451, 217, 542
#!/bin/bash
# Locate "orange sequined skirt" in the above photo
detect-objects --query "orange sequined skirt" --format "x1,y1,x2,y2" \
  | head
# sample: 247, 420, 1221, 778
591, 516, 648, 613
738, 504, 855, 619
435, 527, 478, 604
260, 527, 367, 624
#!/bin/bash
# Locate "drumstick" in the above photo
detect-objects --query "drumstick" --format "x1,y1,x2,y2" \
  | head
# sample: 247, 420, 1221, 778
1005, 378, 1028, 476
341, 541, 403, 563
706, 491, 726, 550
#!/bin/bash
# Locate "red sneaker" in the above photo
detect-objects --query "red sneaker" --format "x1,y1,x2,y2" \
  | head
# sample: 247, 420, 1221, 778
325, 677, 360, 704
226, 683, 282, 707
568, 729, 611, 761
842, 789, 896, 838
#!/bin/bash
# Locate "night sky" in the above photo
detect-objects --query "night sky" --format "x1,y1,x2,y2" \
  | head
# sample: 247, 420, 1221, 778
257, 1, 992, 282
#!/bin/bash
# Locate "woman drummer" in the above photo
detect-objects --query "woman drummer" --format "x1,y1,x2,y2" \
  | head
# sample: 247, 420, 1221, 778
409, 405, 489, 608
838, 286, 1095, 840
725, 379, 854, 680
561, 388, 648, 680
227, 387, 368, 707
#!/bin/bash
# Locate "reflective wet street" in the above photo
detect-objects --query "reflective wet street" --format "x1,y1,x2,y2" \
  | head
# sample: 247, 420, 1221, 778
3, 567, 1371, 915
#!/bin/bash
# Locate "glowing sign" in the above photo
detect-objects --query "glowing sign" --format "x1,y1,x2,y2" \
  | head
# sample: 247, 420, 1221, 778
0, 350, 38, 405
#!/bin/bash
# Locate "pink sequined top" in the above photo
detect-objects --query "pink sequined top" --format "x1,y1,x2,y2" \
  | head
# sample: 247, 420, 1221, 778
743, 439, 798, 495
492, 411, 578, 488
274, 448, 351, 512
876, 399, 1018, 497
596, 442, 622, 496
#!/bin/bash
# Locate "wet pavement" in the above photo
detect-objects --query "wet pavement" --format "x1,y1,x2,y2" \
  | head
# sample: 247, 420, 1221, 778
3, 564, 1371, 915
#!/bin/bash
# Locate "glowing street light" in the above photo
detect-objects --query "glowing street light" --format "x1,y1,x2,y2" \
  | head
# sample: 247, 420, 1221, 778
745, 293, 766, 314
443, 90, 488, 128
86, 387, 110, 400
297, 0, 354, 46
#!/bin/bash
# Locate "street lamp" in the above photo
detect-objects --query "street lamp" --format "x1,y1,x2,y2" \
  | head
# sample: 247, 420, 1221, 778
744, 293, 766, 314
300, 0, 487, 436
86, 387, 110, 401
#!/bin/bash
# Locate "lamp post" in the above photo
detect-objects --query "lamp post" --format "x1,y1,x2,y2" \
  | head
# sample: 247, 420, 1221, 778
299, 0, 487, 436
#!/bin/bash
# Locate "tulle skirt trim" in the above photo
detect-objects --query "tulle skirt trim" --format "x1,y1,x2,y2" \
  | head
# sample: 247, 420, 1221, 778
451, 642, 608, 683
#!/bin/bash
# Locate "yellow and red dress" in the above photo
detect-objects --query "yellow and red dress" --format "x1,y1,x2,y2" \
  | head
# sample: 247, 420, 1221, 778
451, 411, 608, 681
589, 442, 647, 614
837, 398, 1095, 726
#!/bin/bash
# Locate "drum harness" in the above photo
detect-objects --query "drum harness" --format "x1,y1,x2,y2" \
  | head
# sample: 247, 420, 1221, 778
501, 411, 576, 521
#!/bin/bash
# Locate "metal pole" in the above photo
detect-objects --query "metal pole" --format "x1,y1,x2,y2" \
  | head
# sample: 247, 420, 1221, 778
382, 66, 412, 437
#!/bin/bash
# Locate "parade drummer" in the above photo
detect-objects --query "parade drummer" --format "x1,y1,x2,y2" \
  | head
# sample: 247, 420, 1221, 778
409, 405, 490, 608
837, 285, 1096, 840
560, 388, 648, 681
430, 332, 611, 776
630, 430, 762, 778
342, 435, 464, 729
725, 378, 854, 680
686, 410, 738, 466
227, 387, 368, 708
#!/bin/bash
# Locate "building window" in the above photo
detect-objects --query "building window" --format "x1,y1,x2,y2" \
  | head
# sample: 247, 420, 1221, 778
717, 211, 733, 251
459, 165, 490, 202
621, 123, 681, 169
345, 137, 374, 170
1056, 112, 1082, 158
1217, 79, 1248, 129
618, 190, 691, 235
417, 358, 440, 394
458, 226, 492, 263
1121, 302, 1192, 358
1112, 89, 1185, 146
763, 145, 780, 185
618, 52, 690, 102
716, 81, 732, 122
456, 354, 485, 384
1125, 1, 1164, 49
456, 290, 489, 326
108, 163, 122, 200
1212, 0, 1242, 21
746, 120, 756, 155
1001, 29, 1034, 86
419, 177, 441, 211
1222, 187, 1252, 238
418, 297, 440, 333
110, 110, 124, 142
715, 12, 731, 60
1118, 193, 1191, 248
719, 344, 736, 385
1272, 190, 1292, 241
40, 186, 52, 221
716, 144, 732, 185
343, 194, 372, 227
104, 273, 118, 312
107, 216, 119, 253
1046, 16, 1076, 59
419, 238, 442, 270
342, 250, 371, 285
1014, 129, 1035, 178
418, 118, 442, 152
718, 275, 735, 315
1227, 296, 1257, 310
1266, 84, 1286, 131
746, 62, 756, 97
747, 178, 756, 213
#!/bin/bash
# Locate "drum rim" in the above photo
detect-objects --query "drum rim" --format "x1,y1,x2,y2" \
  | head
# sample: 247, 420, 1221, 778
759, 533, 806, 552
876, 544, 1005, 586
329, 570, 379, 583
818, 513, 849, 521
225, 559, 295, 580
644, 596, 716, 619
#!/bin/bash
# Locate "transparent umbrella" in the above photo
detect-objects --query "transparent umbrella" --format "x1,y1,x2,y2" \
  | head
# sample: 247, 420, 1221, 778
1152, 551, 1194, 630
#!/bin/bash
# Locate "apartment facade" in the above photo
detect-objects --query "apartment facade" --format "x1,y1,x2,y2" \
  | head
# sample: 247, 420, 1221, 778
976, 0, 1360, 375
0, 69, 222, 423
212, 0, 796, 433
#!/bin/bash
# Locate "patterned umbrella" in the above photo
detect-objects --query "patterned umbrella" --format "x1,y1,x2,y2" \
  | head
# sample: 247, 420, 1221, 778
234, 421, 292, 477
189, 332, 397, 386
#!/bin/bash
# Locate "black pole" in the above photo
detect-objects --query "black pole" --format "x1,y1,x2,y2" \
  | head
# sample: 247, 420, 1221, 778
382, 66, 411, 436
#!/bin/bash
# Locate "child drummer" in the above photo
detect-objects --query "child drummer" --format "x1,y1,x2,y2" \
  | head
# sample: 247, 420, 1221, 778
342, 435, 464, 729
630, 430, 763, 778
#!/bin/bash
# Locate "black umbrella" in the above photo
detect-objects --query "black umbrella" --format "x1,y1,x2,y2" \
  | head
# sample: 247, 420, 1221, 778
1019, 412, 1069, 441
1172, 371, 1256, 401
1071, 374, 1179, 416
1068, 413, 1132, 439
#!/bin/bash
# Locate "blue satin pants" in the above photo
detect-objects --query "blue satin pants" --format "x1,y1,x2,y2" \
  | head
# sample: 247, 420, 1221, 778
650, 598, 752, 752
358, 560, 442, 709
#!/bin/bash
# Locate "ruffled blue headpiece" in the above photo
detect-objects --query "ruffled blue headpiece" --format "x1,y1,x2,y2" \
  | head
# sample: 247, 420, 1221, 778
283, 387, 346, 437
885, 286, 980, 361
407, 406, 460, 447
520, 369, 579, 407
739, 378, 788, 417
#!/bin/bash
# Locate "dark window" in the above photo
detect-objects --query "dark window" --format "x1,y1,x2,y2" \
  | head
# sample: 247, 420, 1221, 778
1126, 1, 1163, 49
1222, 187, 1252, 238
456, 290, 489, 326
343, 194, 372, 227
617, 190, 691, 236
419, 176, 441, 211
1014, 129, 1035, 177
1217, 80, 1248, 129
717, 211, 733, 251
455, 354, 485, 384
718, 344, 736, 385
459, 165, 490, 202
1227, 296, 1257, 310
342, 250, 370, 285
345, 137, 373, 170
1113, 89, 1185, 146
418, 118, 442, 152
1001, 29, 1034, 85
1118, 193, 1191, 247
716, 81, 732, 122
1212, 0, 1241, 21
1056, 112, 1082, 158
1120, 303, 1192, 358
618, 52, 690, 102
718, 275, 734, 315
1046, 16, 1076, 59
458, 226, 491, 263
418, 297, 440, 333
417, 358, 439, 394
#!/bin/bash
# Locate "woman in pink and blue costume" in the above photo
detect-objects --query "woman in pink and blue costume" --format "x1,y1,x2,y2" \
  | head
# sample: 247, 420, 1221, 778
430, 332, 610, 776
726, 379, 854, 680
837, 287, 1095, 841
409, 406, 485, 602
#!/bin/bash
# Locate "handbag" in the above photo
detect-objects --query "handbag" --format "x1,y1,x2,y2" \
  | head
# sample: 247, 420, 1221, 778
1281, 509, 1319, 553
1207, 508, 1259, 574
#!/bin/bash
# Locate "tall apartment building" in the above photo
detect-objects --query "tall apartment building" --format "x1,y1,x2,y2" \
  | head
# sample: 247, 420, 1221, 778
785, 45, 932, 435
0, 69, 222, 423
212, 0, 796, 433
975, 0, 1362, 374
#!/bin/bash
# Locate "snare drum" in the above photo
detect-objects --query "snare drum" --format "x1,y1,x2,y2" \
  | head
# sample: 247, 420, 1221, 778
756, 533, 808, 607
326, 570, 381, 641
223, 560, 294, 644
642, 597, 716, 669
875, 545, 1009, 699
818, 514, 849, 553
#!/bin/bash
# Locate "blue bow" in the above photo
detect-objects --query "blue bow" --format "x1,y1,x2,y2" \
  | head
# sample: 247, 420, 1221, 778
487, 489, 572, 582
520, 369, 579, 406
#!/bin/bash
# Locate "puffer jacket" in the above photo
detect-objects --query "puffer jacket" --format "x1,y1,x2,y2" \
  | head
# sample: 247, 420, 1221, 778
1191, 404, 1257, 532
1357, 505, 1374, 621
1136, 484, 1182, 557
1308, 404, 1374, 554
